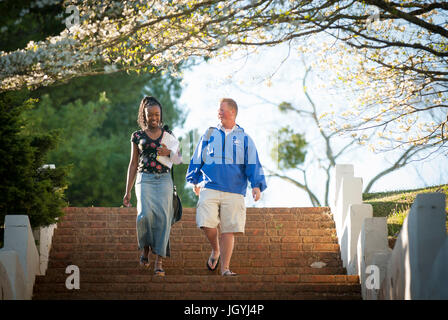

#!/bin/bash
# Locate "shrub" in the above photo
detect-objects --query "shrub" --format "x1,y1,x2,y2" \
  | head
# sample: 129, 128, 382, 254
0, 91, 69, 229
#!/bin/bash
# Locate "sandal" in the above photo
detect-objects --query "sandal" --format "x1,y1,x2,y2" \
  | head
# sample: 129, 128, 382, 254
139, 255, 150, 268
154, 257, 165, 276
154, 268, 165, 276
206, 255, 220, 271
221, 270, 237, 277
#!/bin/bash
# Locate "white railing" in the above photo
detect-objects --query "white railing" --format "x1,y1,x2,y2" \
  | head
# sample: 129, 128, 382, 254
0, 215, 57, 299
332, 164, 448, 300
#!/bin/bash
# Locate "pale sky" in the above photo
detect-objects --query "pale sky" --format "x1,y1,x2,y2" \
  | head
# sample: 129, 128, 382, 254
174, 43, 448, 208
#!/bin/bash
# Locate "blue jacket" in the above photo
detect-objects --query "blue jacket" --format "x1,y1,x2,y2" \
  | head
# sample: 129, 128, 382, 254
186, 125, 267, 196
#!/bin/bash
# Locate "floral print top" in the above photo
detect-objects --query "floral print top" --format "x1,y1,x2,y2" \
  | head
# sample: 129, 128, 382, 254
131, 129, 170, 174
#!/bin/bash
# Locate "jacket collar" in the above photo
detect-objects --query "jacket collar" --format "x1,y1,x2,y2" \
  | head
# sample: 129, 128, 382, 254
216, 123, 244, 133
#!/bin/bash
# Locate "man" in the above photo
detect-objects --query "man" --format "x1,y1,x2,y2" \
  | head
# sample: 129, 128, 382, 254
186, 98, 267, 276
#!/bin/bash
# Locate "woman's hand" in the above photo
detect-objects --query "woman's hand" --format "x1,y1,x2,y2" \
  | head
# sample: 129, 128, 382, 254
157, 143, 170, 156
123, 193, 132, 207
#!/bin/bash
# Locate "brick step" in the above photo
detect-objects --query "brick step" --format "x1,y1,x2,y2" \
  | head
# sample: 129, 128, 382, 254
33, 291, 362, 300
33, 275, 361, 300
59, 207, 333, 220
46, 261, 343, 272
32, 285, 361, 300
46, 248, 342, 259
37, 265, 347, 278
48, 248, 342, 259
35, 273, 358, 284
32, 206, 362, 300
58, 213, 334, 223
49, 247, 340, 259
62, 207, 332, 215
49, 242, 340, 252
55, 220, 336, 230
53, 227, 337, 237
47, 251, 343, 268
50, 235, 338, 246
43, 264, 346, 278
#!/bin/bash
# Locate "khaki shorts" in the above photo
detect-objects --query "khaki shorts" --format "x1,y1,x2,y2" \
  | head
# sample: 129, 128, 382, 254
196, 188, 246, 234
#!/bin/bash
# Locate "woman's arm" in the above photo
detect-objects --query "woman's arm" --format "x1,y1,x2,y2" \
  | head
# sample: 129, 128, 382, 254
123, 142, 139, 207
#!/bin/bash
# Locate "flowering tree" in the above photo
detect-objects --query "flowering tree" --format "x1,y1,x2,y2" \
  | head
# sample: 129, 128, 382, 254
265, 65, 434, 206
1, 0, 447, 150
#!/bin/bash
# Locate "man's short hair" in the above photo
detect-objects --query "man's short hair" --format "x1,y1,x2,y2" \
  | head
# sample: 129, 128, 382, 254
220, 98, 238, 116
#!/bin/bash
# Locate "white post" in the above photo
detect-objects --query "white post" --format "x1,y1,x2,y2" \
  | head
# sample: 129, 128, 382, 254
0, 250, 26, 299
335, 176, 363, 242
332, 164, 354, 212
3, 215, 40, 299
425, 238, 448, 299
381, 193, 447, 300
357, 217, 390, 299
0, 259, 14, 299
33, 224, 57, 275
343, 204, 373, 272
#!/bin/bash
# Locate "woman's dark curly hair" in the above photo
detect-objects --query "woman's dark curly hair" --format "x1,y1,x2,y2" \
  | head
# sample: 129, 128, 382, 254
137, 96, 163, 130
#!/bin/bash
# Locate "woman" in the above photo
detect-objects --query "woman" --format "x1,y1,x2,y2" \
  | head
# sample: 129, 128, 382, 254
123, 96, 181, 276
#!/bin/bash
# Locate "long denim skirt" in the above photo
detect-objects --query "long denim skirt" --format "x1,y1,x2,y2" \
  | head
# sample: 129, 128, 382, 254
135, 172, 173, 257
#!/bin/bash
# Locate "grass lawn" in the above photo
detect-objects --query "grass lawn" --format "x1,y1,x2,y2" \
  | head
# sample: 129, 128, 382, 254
363, 184, 448, 240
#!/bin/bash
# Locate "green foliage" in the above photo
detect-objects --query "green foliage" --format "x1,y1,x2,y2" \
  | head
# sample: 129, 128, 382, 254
278, 102, 293, 113
22, 70, 195, 208
0, 1, 69, 233
273, 126, 307, 170
172, 129, 200, 208
0, 0, 64, 52
32, 71, 186, 137
364, 184, 448, 237
0, 1, 194, 211
0, 91, 68, 228
172, 164, 196, 208
21, 93, 112, 206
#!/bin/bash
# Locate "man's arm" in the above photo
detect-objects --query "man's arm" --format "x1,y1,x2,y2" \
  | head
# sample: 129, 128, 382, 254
244, 135, 267, 196
186, 128, 213, 186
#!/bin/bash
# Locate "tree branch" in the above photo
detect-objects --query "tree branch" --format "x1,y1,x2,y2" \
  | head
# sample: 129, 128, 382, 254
265, 167, 321, 207
363, 0, 448, 39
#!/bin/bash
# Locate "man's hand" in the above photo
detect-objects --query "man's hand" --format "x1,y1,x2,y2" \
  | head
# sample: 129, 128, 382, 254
252, 187, 261, 201
193, 185, 201, 196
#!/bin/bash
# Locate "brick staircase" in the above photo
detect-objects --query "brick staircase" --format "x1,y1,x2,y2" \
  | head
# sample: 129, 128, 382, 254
32, 207, 361, 300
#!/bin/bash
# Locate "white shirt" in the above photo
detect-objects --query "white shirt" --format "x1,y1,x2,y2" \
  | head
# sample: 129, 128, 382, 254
217, 123, 237, 136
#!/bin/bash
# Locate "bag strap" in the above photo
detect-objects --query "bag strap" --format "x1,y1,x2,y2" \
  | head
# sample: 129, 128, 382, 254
204, 127, 215, 142
170, 164, 177, 194
202, 127, 216, 164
